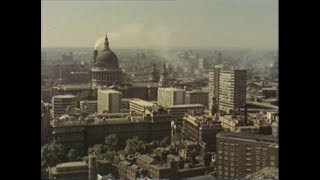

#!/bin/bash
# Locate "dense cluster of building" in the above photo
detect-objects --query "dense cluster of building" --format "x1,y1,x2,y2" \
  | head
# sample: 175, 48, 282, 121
41, 34, 278, 180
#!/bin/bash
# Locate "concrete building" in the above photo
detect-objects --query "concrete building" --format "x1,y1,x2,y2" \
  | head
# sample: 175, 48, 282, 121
185, 90, 209, 108
208, 67, 246, 114
158, 87, 185, 107
166, 104, 205, 121
128, 98, 157, 114
51, 95, 76, 118
80, 100, 97, 115
218, 69, 246, 114
216, 132, 278, 180
98, 89, 122, 114
208, 65, 223, 115
182, 114, 224, 152
91, 34, 123, 88
49, 161, 88, 180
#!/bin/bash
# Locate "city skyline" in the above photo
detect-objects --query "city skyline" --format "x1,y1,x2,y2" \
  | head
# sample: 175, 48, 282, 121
41, 0, 278, 49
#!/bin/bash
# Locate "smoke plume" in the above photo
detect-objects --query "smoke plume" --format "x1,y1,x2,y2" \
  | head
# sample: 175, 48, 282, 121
94, 37, 105, 50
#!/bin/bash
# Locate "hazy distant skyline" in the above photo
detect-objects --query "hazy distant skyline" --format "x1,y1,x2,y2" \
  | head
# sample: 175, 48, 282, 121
41, 0, 278, 49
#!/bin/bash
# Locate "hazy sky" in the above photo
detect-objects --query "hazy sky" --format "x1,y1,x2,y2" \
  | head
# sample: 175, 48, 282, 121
41, 0, 278, 49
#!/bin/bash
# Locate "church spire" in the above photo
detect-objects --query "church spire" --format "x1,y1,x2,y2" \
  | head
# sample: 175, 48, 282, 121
104, 33, 110, 50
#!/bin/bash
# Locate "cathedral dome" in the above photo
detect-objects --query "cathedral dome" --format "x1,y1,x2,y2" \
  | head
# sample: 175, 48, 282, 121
95, 34, 119, 68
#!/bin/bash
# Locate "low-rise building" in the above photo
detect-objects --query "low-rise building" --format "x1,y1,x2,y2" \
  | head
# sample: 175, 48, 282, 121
49, 161, 88, 180
80, 100, 97, 115
182, 114, 224, 152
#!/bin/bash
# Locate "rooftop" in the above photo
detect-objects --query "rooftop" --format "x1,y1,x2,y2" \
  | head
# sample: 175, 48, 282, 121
168, 104, 204, 108
53, 94, 76, 99
56, 161, 87, 169
244, 167, 279, 180
57, 84, 91, 90
217, 131, 277, 143
158, 87, 185, 91
129, 98, 156, 107
98, 89, 121, 94
186, 90, 208, 94
131, 82, 159, 87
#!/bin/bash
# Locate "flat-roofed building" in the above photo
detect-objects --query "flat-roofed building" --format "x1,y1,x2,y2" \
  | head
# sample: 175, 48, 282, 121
158, 87, 185, 107
166, 104, 205, 121
216, 132, 278, 180
52, 95, 76, 118
98, 89, 122, 114
129, 98, 157, 114
80, 100, 97, 115
49, 161, 88, 180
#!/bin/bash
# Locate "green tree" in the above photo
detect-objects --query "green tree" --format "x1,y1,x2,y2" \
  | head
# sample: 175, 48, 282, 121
105, 134, 119, 151
104, 151, 116, 162
124, 137, 144, 155
75, 90, 97, 108
41, 143, 67, 167
160, 136, 170, 147
67, 148, 81, 161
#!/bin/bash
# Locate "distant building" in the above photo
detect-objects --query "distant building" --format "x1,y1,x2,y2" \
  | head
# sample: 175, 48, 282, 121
216, 132, 278, 180
185, 90, 209, 108
80, 100, 97, 115
158, 87, 185, 107
182, 114, 224, 152
151, 64, 160, 82
159, 64, 169, 87
198, 58, 209, 70
91, 34, 123, 88
98, 89, 122, 114
51, 95, 76, 118
52, 84, 92, 96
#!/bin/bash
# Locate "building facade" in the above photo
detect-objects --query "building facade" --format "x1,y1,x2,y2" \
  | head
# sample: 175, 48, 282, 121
98, 89, 122, 114
185, 90, 209, 108
216, 132, 278, 180
51, 95, 76, 118
209, 67, 246, 115
80, 100, 97, 115
158, 87, 185, 107
182, 114, 224, 152
218, 69, 246, 114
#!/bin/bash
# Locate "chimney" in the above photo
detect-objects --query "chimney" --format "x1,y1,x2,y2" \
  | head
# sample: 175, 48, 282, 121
93, 50, 98, 65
